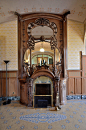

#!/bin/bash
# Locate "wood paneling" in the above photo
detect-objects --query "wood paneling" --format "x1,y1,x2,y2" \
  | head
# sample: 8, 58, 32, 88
0, 79, 2, 97
0, 71, 18, 97
67, 54, 86, 95
9, 78, 17, 96
2, 78, 9, 97
67, 69, 86, 95
75, 78, 81, 94
68, 78, 74, 95
82, 78, 86, 94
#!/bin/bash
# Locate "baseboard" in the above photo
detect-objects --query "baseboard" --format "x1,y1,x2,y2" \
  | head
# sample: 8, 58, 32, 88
66, 95, 86, 100
1, 95, 86, 102
0, 96, 20, 101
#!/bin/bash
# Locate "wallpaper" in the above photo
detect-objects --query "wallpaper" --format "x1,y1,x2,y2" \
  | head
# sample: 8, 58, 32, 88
0, 20, 18, 70
67, 19, 85, 70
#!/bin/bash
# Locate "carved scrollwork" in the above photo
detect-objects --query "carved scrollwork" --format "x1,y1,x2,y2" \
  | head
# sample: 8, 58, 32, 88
35, 18, 50, 26
27, 23, 35, 35
34, 18, 57, 35
59, 43, 64, 54
50, 36, 57, 50
27, 35, 35, 50
27, 18, 57, 36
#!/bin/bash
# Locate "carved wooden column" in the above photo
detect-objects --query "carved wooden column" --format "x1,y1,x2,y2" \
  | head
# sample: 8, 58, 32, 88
59, 78, 67, 105
54, 48, 55, 75
54, 76, 60, 106
27, 77, 33, 107
30, 49, 32, 67
63, 18, 68, 78
19, 78, 28, 105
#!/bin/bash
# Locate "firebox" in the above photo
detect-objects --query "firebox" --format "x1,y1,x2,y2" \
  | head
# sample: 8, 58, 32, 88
34, 83, 52, 108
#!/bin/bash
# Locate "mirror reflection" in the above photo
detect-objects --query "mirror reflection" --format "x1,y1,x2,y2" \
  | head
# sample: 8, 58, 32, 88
31, 26, 53, 38
24, 25, 61, 75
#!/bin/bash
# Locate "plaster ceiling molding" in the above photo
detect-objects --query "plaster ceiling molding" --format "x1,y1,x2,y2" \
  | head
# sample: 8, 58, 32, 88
0, 0, 86, 23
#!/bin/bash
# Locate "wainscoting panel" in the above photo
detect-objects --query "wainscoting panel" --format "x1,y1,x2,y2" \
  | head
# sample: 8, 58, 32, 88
68, 78, 74, 95
67, 69, 86, 95
0, 71, 18, 97
9, 78, 17, 96
75, 78, 81, 94
82, 78, 86, 94
0, 78, 2, 97
2, 78, 9, 97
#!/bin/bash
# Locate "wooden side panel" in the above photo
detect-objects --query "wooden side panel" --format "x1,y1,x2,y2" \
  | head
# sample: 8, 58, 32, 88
0, 78, 2, 97
9, 78, 17, 96
68, 78, 75, 95
20, 83, 28, 105
18, 80, 20, 96
20, 85, 25, 104
82, 78, 86, 94
75, 78, 81, 94
0, 71, 18, 97
2, 78, 9, 97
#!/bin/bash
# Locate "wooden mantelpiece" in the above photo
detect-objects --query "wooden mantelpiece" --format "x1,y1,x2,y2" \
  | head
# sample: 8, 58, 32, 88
17, 12, 68, 107
19, 66, 67, 106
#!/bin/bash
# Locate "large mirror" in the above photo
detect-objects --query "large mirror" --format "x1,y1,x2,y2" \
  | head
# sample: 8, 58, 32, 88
24, 24, 61, 73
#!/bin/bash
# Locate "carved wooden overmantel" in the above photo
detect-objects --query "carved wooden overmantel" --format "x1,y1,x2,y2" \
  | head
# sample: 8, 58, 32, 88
16, 12, 69, 78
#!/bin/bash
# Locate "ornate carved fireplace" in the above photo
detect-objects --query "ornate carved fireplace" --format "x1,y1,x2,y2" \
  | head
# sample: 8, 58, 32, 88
17, 12, 69, 107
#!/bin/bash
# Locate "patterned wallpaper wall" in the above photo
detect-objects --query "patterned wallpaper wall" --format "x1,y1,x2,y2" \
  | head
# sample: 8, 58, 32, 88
67, 19, 85, 70
0, 20, 18, 70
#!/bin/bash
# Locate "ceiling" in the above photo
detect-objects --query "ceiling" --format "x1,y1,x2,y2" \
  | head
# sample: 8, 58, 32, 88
0, 0, 86, 24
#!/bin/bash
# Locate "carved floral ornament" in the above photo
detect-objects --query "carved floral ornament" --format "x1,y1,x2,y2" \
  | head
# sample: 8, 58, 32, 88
27, 18, 58, 50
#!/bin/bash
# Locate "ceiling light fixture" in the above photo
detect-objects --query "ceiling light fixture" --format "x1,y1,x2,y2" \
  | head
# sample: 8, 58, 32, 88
40, 42, 45, 52
40, 48, 44, 52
